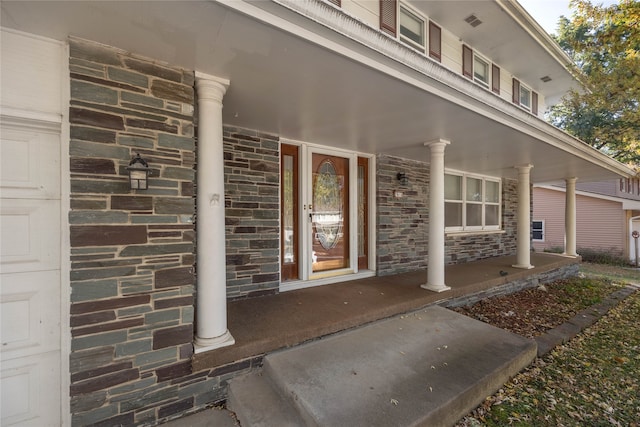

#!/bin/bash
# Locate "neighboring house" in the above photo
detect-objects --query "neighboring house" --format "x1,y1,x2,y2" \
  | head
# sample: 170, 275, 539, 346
533, 179, 640, 262
0, 0, 634, 425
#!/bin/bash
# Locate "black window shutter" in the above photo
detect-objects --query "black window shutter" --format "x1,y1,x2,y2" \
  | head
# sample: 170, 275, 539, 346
462, 45, 473, 79
512, 78, 520, 105
491, 64, 500, 94
326, 0, 341, 5
532, 91, 539, 115
380, 0, 397, 36
428, 22, 441, 62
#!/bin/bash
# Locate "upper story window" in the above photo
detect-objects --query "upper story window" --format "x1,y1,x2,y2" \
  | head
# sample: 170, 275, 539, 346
463, 45, 499, 94
445, 172, 501, 232
512, 78, 538, 115
380, 1, 441, 61
519, 84, 531, 110
399, 5, 425, 49
473, 54, 490, 87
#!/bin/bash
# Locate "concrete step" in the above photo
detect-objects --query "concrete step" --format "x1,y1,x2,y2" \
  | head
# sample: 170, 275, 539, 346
227, 370, 306, 427
229, 306, 536, 427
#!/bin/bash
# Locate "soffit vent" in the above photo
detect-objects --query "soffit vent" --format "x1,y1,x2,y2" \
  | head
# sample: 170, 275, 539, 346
464, 14, 482, 27
540, 75, 553, 82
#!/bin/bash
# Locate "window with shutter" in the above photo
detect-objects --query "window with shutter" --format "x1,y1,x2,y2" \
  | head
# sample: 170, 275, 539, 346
462, 45, 473, 79
380, 0, 397, 36
512, 78, 520, 105
532, 91, 538, 115
428, 21, 441, 61
491, 64, 500, 94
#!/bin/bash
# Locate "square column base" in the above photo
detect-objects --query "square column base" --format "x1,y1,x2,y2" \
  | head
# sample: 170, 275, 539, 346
420, 283, 451, 293
194, 330, 235, 354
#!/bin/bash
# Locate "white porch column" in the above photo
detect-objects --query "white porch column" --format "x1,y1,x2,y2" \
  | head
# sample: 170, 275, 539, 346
513, 164, 534, 269
421, 139, 451, 292
194, 73, 235, 352
564, 177, 578, 257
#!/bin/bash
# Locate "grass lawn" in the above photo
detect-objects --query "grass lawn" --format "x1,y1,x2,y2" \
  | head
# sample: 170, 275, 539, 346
457, 265, 640, 426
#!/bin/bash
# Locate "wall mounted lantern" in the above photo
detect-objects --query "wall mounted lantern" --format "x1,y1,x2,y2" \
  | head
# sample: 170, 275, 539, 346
397, 172, 409, 186
127, 153, 150, 190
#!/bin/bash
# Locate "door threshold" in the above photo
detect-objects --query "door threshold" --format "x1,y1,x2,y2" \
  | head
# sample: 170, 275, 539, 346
280, 270, 376, 292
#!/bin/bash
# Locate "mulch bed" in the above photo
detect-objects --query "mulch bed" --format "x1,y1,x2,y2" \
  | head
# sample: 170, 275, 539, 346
451, 276, 619, 339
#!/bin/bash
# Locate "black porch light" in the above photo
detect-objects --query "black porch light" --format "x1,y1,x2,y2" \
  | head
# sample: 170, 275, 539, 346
397, 172, 409, 186
127, 153, 150, 190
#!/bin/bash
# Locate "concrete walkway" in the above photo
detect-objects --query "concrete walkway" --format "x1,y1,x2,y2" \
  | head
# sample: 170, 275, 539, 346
227, 306, 536, 427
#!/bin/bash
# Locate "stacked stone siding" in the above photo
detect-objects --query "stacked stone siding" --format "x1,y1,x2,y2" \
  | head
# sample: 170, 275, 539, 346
68, 38, 237, 426
376, 155, 429, 276
223, 127, 281, 298
376, 155, 520, 276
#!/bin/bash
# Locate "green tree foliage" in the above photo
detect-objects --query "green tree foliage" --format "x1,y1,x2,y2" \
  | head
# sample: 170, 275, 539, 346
549, 0, 640, 165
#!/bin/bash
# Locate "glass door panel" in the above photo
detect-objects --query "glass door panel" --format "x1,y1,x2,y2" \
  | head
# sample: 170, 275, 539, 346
357, 157, 368, 270
281, 144, 299, 281
311, 153, 349, 273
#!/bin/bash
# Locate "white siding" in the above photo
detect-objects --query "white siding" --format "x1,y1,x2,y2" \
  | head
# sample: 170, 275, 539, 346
441, 27, 462, 72
343, 0, 379, 28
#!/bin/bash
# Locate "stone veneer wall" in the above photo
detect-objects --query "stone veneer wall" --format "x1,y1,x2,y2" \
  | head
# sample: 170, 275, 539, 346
68, 38, 249, 427
223, 127, 281, 298
376, 155, 520, 276
376, 155, 430, 275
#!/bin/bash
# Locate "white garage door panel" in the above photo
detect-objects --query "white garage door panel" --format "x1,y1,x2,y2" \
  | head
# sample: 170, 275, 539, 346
1, 29, 65, 427
1, 270, 60, 359
1, 29, 63, 115
1, 199, 60, 273
1, 350, 61, 427
1, 124, 60, 199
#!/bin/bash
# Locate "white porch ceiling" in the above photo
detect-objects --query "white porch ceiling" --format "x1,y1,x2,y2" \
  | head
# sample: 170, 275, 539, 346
1, 0, 632, 183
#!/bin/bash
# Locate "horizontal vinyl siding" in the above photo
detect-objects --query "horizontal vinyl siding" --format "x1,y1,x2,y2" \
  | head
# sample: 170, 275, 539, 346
441, 28, 462, 71
576, 195, 625, 253
533, 188, 626, 254
533, 188, 565, 251
343, 0, 379, 28
577, 180, 618, 196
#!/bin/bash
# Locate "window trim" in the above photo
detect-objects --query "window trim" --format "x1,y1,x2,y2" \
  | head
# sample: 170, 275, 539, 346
445, 171, 502, 232
532, 220, 545, 242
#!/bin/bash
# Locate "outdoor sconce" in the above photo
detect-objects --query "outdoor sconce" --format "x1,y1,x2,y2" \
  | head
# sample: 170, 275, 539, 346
127, 153, 150, 190
397, 172, 409, 186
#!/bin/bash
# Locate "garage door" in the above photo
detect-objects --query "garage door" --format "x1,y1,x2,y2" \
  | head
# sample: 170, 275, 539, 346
1, 29, 64, 426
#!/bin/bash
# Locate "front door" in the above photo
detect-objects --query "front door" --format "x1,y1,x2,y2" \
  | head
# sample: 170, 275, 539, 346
280, 143, 371, 288
310, 153, 349, 274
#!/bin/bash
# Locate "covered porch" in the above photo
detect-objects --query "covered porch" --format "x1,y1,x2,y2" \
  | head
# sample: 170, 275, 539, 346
193, 252, 578, 370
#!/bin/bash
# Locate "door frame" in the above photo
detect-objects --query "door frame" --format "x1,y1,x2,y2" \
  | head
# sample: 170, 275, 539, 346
280, 139, 376, 292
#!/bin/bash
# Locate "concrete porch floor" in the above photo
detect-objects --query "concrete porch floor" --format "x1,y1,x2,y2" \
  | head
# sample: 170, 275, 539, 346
193, 253, 578, 370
